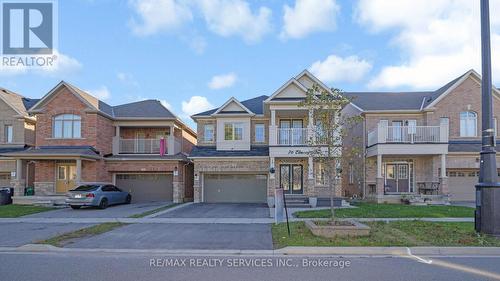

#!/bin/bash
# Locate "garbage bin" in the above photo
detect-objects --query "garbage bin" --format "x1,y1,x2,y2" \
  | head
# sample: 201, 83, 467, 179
24, 186, 34, 196
0, 187, 13, 205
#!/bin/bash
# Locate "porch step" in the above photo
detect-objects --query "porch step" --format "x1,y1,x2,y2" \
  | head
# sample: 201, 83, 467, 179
285, 203, 311, 208
284, 195, 310, 208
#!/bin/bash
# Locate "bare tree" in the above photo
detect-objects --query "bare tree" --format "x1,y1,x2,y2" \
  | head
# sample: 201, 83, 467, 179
299, 84, 362, 220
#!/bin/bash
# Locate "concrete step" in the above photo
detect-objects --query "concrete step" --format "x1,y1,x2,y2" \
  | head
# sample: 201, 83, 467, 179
285, 203, 311, 208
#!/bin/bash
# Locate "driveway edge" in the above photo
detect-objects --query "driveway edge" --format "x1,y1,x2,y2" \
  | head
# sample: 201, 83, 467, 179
143, 202, 194, 218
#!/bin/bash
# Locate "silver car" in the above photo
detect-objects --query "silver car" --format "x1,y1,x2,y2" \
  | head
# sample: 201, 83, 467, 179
66, 184, 131, 209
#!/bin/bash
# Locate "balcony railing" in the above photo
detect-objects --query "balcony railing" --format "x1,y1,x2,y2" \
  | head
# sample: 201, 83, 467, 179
367, 124, 448, 146
278, 128, 308, 146
119, 138, 164, 154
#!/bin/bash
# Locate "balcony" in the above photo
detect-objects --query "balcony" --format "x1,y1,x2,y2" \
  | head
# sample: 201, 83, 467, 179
277, 128, 308, 146
119, 138, 164, 154
366, 123, 449, 157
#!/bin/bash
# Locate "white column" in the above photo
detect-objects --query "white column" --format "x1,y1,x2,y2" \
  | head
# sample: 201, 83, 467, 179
271, 110, 276, 126
16, 159, 23, 180
308, 156, 314, 178
270, 110, 277, 145
308, 109, 314, 144
440, 154, 447, 178
112, 126, 120, 155
270, 157, 275, 179
168, 126, 175, 155
76, 159, 82, 183
377, 154, 382, 178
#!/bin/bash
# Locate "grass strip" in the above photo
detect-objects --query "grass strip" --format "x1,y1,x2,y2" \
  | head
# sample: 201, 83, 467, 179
38, 222, 125, 247
0, 204, 55, 218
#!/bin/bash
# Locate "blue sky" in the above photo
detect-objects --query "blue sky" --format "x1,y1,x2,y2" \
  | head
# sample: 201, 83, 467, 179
1, 0, 499, 129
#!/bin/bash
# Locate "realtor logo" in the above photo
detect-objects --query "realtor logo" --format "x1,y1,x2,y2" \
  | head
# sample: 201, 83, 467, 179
2, 1, 54, 55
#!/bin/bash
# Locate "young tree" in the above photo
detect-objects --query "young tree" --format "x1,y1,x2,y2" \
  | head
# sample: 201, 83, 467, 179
299, 84, 362, 220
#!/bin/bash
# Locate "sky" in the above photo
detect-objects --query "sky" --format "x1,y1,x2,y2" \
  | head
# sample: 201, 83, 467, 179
1, 0, 500, 129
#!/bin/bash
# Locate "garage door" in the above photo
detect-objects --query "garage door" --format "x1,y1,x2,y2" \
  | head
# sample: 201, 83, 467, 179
447, 170, 478, 202
204, 174, 267, 203
115, 174, 173, 203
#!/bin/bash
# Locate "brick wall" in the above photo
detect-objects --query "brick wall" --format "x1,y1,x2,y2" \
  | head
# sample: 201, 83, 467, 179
34, 160, 55, 182
120, 127, 170, 139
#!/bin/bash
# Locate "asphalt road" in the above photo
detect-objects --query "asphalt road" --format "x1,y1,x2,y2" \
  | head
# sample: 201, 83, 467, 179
1, 252, 499, 281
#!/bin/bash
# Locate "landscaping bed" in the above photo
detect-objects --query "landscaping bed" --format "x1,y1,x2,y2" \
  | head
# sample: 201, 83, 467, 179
272, 221, 500, 248
294, 203, 474, 218
0, 204, 54, 218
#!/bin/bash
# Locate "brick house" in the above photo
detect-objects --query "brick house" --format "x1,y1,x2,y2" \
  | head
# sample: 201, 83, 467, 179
343, 69, 500, 203
0, 88, 38, 189
190, 70, 341, 207
3, 81, 196, 204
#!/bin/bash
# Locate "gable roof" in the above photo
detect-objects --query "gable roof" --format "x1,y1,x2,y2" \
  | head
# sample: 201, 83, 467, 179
112, 100, 176, 118
264, 78, 309, 102
192, 95, 268, 117
212, 97, 255, 115
345, 69, 498, 112
0, 88, 39, 117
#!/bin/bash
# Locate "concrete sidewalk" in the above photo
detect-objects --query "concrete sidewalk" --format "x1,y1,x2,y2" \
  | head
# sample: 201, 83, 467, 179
2, 244, 500, 257
0, 217, 474, 224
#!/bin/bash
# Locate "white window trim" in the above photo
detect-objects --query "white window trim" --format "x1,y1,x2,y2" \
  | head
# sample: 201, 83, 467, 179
5, 125, 13, 143
53, 114, 82, 139
460, 111, 477, 137
255, 123, 265, 143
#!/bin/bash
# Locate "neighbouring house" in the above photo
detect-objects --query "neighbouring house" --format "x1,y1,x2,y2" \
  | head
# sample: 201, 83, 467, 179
0, 88, 38, 189
2, 81, 196, 204
190, 70, 342, 207
343, 69, 500, 203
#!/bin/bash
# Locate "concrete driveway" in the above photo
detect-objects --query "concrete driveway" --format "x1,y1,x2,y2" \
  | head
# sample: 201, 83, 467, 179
24, 201, 171, 218
158, 203, 270, 218
0, 223, 94, 247
67, 223, 273, 250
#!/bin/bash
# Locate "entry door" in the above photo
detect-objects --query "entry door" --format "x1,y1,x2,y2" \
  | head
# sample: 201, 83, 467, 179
56, 164, 77, 193
280, 164, 303, 194
384, 163, 410, 193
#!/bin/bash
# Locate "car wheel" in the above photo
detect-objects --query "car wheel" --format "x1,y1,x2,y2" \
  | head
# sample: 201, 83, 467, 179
70, 205, 81, 209
125, 195, 132, 204
99, 198, 108, 209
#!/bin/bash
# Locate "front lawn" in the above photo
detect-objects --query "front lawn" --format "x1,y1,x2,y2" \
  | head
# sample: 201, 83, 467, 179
294, 203, 474, 218
0, 204, 54, 218
272, 221, 500, 249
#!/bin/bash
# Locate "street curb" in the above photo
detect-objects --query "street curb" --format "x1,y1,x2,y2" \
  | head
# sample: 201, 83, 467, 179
3, 245, 500, 257
143, 202, 193, 218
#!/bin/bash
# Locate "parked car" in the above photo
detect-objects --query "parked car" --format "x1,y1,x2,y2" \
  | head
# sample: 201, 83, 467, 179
65, 184, 131, 209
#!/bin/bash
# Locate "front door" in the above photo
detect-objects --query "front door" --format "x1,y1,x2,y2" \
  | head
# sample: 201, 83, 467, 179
280, 164, 303, 194
56, 164, 77, 193
385, 163, 410, 193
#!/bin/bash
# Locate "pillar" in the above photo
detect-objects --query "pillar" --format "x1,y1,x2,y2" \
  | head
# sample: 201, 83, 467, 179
376, 154, 385, 200
76, 159, 82, 184
268, 157, 276, 207
168, 126, 175, 155
11, 159, 25, 196
307, 156, 317, 207
440, 154, 449, 197
270, 110, 277, 145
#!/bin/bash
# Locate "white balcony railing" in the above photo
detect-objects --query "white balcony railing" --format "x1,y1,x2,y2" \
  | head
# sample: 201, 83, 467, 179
277, 128, 308, 146
367, 124, 448, 146
119, 138, 164, 154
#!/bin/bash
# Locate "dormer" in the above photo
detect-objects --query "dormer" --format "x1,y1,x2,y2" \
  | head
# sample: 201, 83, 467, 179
213, 97, 254, 151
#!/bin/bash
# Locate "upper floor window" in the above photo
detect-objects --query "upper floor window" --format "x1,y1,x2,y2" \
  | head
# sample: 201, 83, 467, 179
224, 122, 243, 141
4, 125, 13, 143
255, 124, 265, 143
204, 124, 214, 142
53, 114, 81, 138
460, 111, 477, 137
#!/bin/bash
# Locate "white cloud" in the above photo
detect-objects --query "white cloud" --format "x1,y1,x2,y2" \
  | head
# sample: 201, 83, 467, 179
87, 86, 111, 100
159, 99, 172, 110
208, 72, 237, 89
129, 0, 192, 36
197, 0, 272, 43
309, 55, 372, 83
186, 35, 207, 55
0, 50, 82, 76
280, 0, 340, 39
117, 72, 140, 87
182, 96, 213, 117
356, 0, 500, 89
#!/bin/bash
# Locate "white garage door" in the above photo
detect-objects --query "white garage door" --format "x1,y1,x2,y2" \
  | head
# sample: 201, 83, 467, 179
115, 174, 173, 203
204, 174, 267, 203
447, 170, 478, 202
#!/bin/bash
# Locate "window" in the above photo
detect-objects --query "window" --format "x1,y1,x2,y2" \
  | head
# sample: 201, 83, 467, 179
53, 114, 81, 138
315, 162, 327, 185
460, 111, 477, 137
349, 163, 354, 184
255, 124, 265, 143
224, 122, 243, 141
4, 125, 12, 143
204, 124, 214, 142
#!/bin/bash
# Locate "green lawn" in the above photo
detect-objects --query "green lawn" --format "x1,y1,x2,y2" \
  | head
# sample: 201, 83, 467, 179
38, 223, 125, 247
0, 204, 54, 218
294, 203, 474, 218
272, 221, 500, 249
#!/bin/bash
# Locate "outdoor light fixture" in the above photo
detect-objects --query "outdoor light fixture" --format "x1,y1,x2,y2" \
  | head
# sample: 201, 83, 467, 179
173, 166, 178, 176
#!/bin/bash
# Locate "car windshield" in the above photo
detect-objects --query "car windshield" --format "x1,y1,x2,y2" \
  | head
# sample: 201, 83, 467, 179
71, 185, 100, 192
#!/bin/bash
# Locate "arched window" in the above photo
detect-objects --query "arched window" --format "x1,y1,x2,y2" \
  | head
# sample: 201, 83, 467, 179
53, 114, 81, 138
460, 111, 477, 137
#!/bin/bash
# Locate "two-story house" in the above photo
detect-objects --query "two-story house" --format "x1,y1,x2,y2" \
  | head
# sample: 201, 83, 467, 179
190, 70, 341, 207
0, 88, 38, 189
343, 69, 500, 203
2, 81, 196, 204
